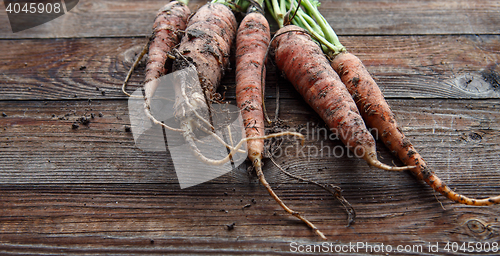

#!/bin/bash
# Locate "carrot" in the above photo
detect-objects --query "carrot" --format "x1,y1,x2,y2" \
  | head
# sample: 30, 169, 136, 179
144, 1, 191, 97
265, 0, 413, 172
122, 1, 254, 165
235, 1, 324, 239
173, 2, 236, 101
270, 26, 376, 167
331, 52, 500, 206
167, 1, 245, 165
121, 0, 190, 131
287, 0, 500, 205
236, 9, 268, 166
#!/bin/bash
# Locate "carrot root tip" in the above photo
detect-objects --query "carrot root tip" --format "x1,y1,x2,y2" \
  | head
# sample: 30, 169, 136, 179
364, 153, 415, 171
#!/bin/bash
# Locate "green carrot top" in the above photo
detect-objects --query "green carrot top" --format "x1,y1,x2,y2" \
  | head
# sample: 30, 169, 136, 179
265, 0, 346, 55
213, 0, 263, 12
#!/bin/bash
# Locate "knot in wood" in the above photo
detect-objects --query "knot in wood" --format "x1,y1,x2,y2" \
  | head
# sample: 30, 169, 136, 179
466, 219, 486, 234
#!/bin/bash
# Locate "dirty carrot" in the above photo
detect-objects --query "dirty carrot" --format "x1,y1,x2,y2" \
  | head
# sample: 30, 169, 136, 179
235, 0, 324, 239
290, 0, 500, 205
167, 0, 298, 165
144, 1, 190, 99
168, 0, 242, 164
122, 0, 190, 132
266, 0, 413, 172
332, 52, 500, 205
236, 4, 268, 167
122, 0, 252, 164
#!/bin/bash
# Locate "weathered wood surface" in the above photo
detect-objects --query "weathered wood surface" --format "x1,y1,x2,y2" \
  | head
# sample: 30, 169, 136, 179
1, 35, 499, 100
0, 0, 499, 38
1, 0, 500, 255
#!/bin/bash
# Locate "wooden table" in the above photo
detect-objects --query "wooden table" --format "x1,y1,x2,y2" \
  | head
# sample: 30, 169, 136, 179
1, 0, 499, 254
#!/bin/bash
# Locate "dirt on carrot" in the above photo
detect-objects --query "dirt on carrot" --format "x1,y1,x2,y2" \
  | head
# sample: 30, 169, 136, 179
173, 3, 237, 103
270, 25, 412, 173
236, 10, 270, 164
235, 5, 328, 239
331, 51, 500, 206
144, 1, 191, 107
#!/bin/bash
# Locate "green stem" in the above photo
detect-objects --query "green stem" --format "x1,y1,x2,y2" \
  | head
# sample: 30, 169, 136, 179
295, 12, 336, 53
270, 0, 284, 27
256, 0, 266, 7
265, 0, 275, 17
212, 0, 243, 11
241, 0, 265, 13
280, 0, 287, 19
285, 0, 323, 37
177, 0, 189, 5
267, 0, 346, 55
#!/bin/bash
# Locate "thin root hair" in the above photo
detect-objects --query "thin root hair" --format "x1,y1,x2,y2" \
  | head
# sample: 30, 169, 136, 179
122, 41, 149, 98
254, 157, 327, 240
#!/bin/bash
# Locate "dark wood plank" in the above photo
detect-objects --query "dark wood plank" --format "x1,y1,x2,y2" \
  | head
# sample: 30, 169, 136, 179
0, 37, 147, 101
320, 0, 500, 36
0, 0, 499, 39
1, 0, 500, 253
0, 0, 208, 39
0, 183, 498, 255
1, 99, 499, 185
0, 35, 499, 101
1, 98, 499, 254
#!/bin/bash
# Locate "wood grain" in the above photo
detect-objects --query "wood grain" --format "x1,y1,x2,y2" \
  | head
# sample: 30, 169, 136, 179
0, 35, 499, 101
320, 0, 500, 36
1, 99, 499, 211
0, 183, 498, 255
1, 0, 500, 254
0, 0, 209, 39
0, 0, 499, 38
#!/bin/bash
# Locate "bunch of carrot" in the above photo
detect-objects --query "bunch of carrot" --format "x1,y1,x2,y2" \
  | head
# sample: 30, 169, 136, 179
122, 0, 499, 240
123, 0, 288, 165
265, 0, 500, 206
123, 0, 320, 238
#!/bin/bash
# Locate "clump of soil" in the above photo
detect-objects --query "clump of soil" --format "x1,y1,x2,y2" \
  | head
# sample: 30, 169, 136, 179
72, 115, 92, 129
481, 67, 500, 90
226, 222, 235, 231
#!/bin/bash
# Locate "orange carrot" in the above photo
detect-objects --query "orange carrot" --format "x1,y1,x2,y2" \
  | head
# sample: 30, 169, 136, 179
167, 2, 253, 165
235, 6, 323, 239
145, 1, 190, 113
282, 0, 499, 206
145, 1, 190, 91
331, 52, 500, 206
270, 25, 412, 172
173, 3, 237, 101
236, 10, 268, 168
121, 1, 190, 131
